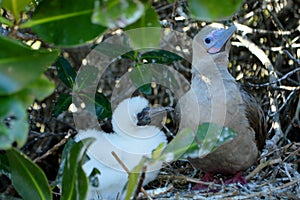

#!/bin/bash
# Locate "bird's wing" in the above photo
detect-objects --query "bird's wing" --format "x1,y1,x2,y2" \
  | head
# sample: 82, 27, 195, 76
240, 87, 267, 150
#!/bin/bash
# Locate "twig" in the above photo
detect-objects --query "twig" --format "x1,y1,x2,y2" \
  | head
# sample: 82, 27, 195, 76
284, 50, 300, 65
246, 158, 282, 180
111, 151, 152, 200
33, 130, 72, 163
247, 68, 300, 88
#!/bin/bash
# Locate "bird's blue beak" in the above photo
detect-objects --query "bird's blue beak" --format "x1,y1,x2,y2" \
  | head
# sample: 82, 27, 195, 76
205, 25, 236, 54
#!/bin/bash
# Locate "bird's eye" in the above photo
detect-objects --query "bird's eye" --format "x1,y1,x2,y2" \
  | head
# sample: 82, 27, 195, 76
204, 36, 213, 45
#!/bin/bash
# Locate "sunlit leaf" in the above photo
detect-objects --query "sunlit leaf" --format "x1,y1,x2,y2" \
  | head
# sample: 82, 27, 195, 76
25, 74, 55, 101
189, 0, 243, 21
6, 148, 52, 200
2, 0, 32, 21
21, 0, 106, 46
0, 97, 28, 150
61, 138, 94, 200
183, 123, 238, 158
92, 0, 144, 29
125, 157, 147, 200
124, 6, 161, 49
0, 36, 59, 95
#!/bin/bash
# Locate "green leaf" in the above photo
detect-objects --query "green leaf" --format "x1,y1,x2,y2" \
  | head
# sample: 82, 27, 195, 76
160, 128, 195, 161
125, 5, 160, 29
0, 96, 28, 150
55, 138, 75, 186
124, 6, 161, 49
6, 148, 52, 200
25, 74, 55, 101
189, 0, 243, 21
129, 64, 152, 95
0, 36, 59, 95
183, 123, 238, 158
0, 152, 10, 177
61, 138, 94, 200
125, 157, 147, 200
21, 0, 106, 46
53, 93, 72, 117
2, 0, 32, 21
141, 50, 183, 64
92, 0, 144, 29
94, 92, 112, 119
55, 57, 76, 88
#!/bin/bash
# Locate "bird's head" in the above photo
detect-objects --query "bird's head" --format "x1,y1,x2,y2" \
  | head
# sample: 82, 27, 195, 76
112, 96, 172, 139
193, 24, 236, 64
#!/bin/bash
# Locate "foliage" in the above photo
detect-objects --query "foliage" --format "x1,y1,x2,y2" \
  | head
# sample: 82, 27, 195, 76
0, 0, 242, 199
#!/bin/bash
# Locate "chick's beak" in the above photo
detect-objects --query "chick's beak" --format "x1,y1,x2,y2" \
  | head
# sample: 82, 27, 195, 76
207, 25, 236, 54
137, 106, 173, 126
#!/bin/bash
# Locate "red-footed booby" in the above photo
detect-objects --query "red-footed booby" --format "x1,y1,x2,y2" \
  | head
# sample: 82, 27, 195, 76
75, 96, 170, 199
178, 24, 267, 184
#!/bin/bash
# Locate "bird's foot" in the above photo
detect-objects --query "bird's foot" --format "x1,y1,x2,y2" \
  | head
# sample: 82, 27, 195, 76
192, 173, 216, 190
224, 171, 247, 184
192, 172, 247, 191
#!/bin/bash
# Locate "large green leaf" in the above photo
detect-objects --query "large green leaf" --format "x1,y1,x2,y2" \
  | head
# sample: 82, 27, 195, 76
124, 6, 161, 49
0, 96, 28, 150
61, 138, 94, 200
182, 123, 238, 158
129, 64, 152, 95
92, 0, 144, 29
0, 36, 59, 95
189, 0, 243, 21
2, 0, 32, 21
21, 0, 106, 46
25, 74, 55, 101
6, 148, 52, 200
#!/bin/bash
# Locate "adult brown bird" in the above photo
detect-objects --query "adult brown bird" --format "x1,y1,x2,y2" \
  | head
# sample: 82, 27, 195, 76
177, 24, 267, 183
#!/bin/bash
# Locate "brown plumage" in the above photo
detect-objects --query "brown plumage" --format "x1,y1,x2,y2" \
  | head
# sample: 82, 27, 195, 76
178, 24, 267, 174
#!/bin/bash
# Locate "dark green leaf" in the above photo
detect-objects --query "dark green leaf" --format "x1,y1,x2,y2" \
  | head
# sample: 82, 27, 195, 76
53, 93, 72, 117
137, 84, 152, 95
141, 50, 182, 64
55, 138, 76, 186
0, 152, 10, 177
129, 65, 153, 95
94, 92, 112, 119
61, 138, 94, 200
0, 36, 59, 95
55, 57, 76, 88
6, 148, 52, 200
21, 0, 106, 46
189, 0, 243, 21
92, 0, 144, 29
0, 97, 28, 149
2, 0, 32, 21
